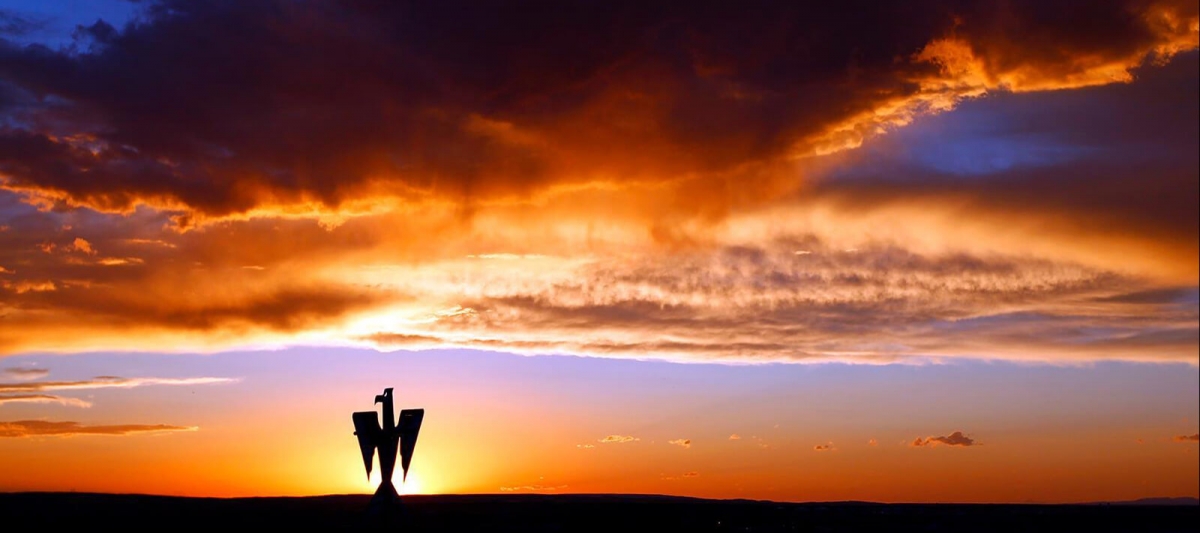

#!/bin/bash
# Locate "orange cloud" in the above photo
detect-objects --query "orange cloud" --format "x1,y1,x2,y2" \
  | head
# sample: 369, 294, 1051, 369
668, 439, 692, 449
1174, 433, 1199, 443
0, 2, 1193, 366
912, 431, 978, 447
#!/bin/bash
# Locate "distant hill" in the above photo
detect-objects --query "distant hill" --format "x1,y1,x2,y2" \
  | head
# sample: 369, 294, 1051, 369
0, 492, 1196, 531
1095, 497, 1199, 506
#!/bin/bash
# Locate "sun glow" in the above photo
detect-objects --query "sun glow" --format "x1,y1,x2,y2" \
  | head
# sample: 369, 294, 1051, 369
359, 468, 429, 495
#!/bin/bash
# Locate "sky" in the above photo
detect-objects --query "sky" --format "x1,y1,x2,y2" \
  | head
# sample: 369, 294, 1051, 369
0, 0, 1197, 503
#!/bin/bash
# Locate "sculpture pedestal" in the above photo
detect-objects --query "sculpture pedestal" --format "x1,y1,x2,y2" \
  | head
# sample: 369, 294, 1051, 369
365, 480, 403, 519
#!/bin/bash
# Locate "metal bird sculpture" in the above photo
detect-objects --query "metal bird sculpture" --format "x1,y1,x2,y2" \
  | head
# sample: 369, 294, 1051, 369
352, 388, 424, 502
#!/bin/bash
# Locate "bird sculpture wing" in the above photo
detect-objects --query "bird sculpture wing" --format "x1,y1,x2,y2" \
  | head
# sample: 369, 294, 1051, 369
352, 411, 382, 480
398, 408, 424, 481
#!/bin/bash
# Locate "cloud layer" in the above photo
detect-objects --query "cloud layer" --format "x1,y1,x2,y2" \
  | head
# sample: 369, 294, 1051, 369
0, 1, 1195, 364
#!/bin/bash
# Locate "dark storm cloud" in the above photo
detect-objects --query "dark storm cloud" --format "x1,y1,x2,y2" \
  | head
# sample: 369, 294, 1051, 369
810, 53, 1200, 280
0, 0, 1193, 221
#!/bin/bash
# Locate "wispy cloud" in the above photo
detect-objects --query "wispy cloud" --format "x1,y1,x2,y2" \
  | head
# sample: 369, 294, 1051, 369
0, 420, 196, 438
667, 438, 691, 449
0, 376, 237, 393
1, 368, 48, 381
499, 484, 567, 492
0, 394, 91, 408
813, 442, 835, 452
1174, 433, 1199, 443
728, 434, 741, 440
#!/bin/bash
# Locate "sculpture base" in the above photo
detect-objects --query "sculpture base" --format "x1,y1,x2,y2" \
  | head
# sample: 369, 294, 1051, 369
365, 481, 403, 519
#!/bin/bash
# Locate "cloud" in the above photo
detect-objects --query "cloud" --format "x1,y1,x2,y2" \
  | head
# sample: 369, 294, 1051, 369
728, 434, 741, 440
868, 438, 878, 446
0, 420, 196, 437
0, 376, 235, 393
2, 367, 47, 380
575, 443, 595, 449
911, 431, 977, 447
1174, 433, 1199, 443
668, 438, 691, 449
599, 435, 639, 444
813, 442, 835, 451
0, 394, 91, 407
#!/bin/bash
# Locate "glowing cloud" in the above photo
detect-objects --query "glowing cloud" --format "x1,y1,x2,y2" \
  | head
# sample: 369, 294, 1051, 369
0, 420, 196, 438
599, 435, 639, 444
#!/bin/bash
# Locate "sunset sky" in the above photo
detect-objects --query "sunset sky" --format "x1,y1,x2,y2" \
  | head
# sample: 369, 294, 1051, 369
0, 0, 1197, 503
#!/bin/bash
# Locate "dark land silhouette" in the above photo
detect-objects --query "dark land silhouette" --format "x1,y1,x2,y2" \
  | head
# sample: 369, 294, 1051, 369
1, 492, 1195, 532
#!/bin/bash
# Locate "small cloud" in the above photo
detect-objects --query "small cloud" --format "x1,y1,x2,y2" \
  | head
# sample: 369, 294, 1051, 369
813, 442, 835, 452
10, 281, 55, 293
668, 438, 691, 449
868, 438, 878, 446
0, 394, 92, 408
499, 484, 567, 492
729, 434, 741, 440
575, 443, 595, 449
682, 471, 699, 478
37, 242, 55, 254
98, 257, 144, 266
67, 237, 96, 255
599, 434, 639, 444
1174, 433, 1199, 443
911, 431, 977, 447
242, 265, 266, 270
124, 239, 176, 248
0, 266, 12, 274
2, 368, 48, 381
0, 420, 196, 438
793, 250, 812, 255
